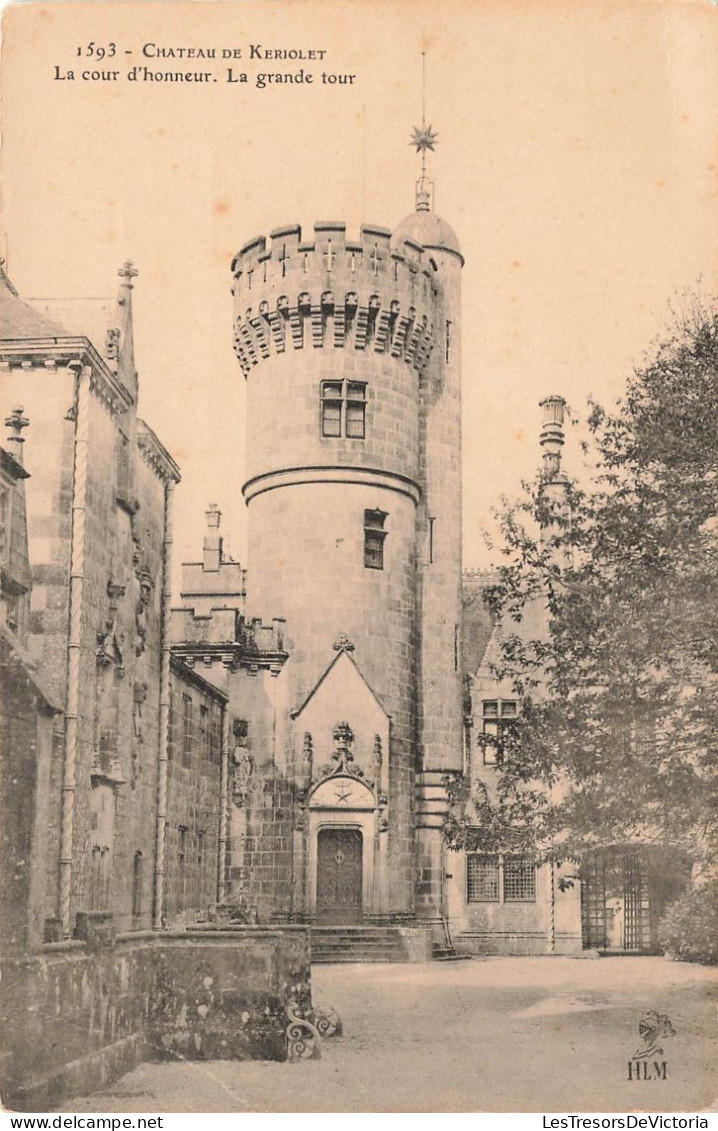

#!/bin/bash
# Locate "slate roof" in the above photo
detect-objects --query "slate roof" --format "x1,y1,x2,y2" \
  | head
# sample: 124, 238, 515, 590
24, 297, 114, 351
462, 571, 498, 677
0, 267, 67, 339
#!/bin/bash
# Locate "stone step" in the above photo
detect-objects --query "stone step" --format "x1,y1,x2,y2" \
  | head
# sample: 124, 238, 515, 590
310, 926, 400, 935
310, 925, 408, 964
432, 946, 473, 962
311, 932, 399, 943
312, 945, 402, 956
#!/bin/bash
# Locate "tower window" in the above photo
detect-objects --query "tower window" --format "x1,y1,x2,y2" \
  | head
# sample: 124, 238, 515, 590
364, 508, 387, 570
321, 379, 367, 439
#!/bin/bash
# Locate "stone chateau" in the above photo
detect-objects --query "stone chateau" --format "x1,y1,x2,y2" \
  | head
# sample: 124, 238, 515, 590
0, 175, 685, 1108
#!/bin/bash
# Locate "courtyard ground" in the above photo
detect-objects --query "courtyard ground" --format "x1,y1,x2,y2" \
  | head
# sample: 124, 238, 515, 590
64, 957, 716, 1113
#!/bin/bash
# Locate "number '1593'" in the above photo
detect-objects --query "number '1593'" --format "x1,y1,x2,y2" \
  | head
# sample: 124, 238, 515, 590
76, 43, 116, 60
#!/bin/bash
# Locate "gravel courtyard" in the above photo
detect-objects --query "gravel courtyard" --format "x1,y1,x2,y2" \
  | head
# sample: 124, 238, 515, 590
64, 957, 716, 1113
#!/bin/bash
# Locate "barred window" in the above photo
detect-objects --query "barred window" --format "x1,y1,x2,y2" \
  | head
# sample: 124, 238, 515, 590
467, 852, 536, 903
467, 854, 500, 902
503, 855, 536, 902
321, 379, 367, 439
364, 508, 388, 570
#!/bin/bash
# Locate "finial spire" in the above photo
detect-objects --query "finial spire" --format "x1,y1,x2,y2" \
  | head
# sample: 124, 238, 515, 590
118, 260, 138, 285
410, 46, 438, 212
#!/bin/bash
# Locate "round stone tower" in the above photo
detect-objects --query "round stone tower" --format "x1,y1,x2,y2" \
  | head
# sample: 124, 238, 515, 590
231, 201, 463, 926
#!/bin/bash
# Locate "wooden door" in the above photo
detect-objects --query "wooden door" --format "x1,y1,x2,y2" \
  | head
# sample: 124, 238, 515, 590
316, 827, 363, 923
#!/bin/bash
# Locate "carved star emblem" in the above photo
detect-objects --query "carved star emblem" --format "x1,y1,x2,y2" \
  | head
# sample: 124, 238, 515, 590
410, 124, 438, 153
334, 783, 354, 804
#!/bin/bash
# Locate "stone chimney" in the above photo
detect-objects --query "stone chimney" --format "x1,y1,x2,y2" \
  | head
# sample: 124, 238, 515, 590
539, 395, 566, 484
5, 405, 29, 466
203, 503, 222, 572
538, 396, 571, 558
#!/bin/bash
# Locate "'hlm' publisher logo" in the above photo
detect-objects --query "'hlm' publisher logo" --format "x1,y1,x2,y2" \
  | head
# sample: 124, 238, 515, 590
627, 1010, 674, 1081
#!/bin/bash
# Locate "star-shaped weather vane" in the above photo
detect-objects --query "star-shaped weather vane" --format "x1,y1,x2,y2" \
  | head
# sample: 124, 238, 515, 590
410, 124, 439, 154
410, 48, 437, 210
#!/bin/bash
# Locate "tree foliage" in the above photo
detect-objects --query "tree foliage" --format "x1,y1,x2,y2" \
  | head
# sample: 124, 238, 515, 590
446, 299, 718, 867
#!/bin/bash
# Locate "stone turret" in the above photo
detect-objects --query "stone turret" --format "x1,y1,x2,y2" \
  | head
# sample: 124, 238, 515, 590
230, 202, 464, 930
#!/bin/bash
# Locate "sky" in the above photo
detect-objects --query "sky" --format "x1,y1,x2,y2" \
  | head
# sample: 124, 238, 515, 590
2, 0, 716, 586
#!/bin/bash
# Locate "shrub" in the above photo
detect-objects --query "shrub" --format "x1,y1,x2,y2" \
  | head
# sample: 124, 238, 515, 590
657, 879, 718, 965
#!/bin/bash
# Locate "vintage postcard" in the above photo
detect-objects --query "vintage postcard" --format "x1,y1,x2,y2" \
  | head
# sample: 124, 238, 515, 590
0, 0, 716, 1116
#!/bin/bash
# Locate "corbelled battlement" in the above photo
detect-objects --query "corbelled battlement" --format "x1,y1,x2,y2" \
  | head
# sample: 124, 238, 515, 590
231, 222, 438, 378
231, 221, 433, 284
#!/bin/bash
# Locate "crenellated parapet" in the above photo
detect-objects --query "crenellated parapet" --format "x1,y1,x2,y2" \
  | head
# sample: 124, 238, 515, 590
170, 612, 288, 676
231, 222, 438, 378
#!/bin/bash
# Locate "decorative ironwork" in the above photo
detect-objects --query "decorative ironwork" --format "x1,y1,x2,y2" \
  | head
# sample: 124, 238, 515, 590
286, 1000, 321, 1061
311, 1005, 343, 1038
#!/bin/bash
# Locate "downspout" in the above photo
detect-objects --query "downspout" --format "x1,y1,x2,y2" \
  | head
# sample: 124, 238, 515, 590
548, 860, 556, 954
152, 477, 175, 929
58, 363, 91, 937
217, 702, 230, 903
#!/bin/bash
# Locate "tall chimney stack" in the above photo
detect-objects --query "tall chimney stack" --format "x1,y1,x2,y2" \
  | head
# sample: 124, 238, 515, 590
539, 395, 566, 484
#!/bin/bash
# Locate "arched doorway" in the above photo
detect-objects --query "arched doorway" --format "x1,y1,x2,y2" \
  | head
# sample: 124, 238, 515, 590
316, 827, 363, 923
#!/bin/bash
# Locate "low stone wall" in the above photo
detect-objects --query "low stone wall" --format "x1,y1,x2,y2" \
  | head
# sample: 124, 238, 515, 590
454, 930, 583, 956
1, 927, 311, 1112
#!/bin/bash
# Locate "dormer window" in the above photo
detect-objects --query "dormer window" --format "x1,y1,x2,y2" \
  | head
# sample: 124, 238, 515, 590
321, 380, 367, 439
481, 699, 518, 766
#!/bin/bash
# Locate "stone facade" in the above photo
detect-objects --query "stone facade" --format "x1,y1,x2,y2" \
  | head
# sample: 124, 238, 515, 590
170, 201, 465, 941
0, 266, 315, 1110
165, 655, 228, 925
1, 264, 181, 938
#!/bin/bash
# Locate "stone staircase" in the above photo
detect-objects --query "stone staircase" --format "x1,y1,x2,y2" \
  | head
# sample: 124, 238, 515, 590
309, 925, 409, 964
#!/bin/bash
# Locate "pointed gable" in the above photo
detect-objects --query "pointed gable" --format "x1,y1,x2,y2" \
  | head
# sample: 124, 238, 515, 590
291, 648, 390, 772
